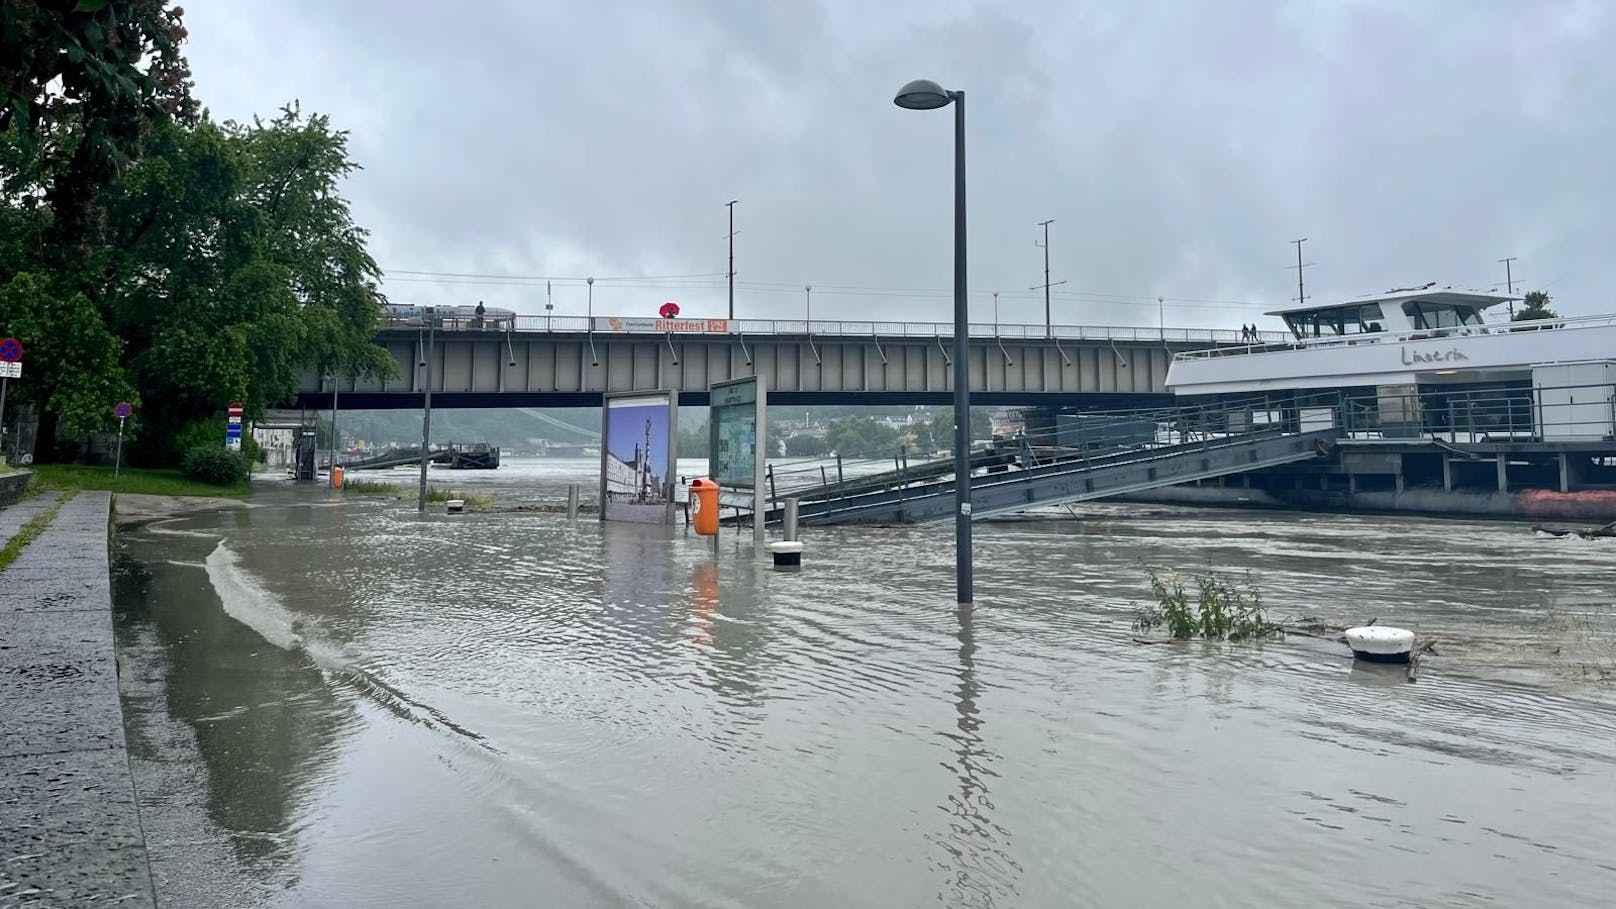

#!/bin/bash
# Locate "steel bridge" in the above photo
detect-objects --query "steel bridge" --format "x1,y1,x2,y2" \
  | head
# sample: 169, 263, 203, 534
296, 315, 1282, 410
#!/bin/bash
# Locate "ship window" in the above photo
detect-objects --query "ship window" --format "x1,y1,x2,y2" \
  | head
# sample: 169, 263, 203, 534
1407, 301, 1470, 330
1286, 305, 1387, 339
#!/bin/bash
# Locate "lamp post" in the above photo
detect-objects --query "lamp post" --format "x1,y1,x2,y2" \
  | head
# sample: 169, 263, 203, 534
417, 307, 436, 512
993, 291, 999, 336
327, 369, 340, 489
586, 276, 594, 323
894, 78, 973, 604
804, 285, 812, 328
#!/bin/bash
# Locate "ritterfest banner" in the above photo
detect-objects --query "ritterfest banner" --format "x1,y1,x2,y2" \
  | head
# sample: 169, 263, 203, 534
595, 317, 730, 333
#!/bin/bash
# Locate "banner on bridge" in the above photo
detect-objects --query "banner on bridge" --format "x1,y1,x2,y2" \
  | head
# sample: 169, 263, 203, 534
595, 317, 730, 333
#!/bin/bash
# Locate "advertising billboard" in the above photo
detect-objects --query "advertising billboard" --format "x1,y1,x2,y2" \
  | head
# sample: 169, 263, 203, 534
600, 390, 679, 524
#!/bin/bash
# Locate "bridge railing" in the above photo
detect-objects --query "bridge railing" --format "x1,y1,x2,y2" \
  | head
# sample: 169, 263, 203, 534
379, 311, 1288, 344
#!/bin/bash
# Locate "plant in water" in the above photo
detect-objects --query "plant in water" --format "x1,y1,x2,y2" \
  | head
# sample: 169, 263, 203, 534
1135, 568, 1275, 641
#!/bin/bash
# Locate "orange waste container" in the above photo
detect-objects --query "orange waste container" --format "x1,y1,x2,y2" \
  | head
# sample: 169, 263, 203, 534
332, 465, 345, 488
690, 478, 719, 536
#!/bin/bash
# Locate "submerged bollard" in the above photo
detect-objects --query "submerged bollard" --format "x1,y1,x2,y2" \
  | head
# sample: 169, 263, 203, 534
769, 540, 804, 569
783, 497, 800, 542
566, 484, 580, 520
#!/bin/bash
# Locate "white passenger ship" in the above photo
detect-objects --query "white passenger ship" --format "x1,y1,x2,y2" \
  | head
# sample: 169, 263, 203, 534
1165, 285, 1616, 398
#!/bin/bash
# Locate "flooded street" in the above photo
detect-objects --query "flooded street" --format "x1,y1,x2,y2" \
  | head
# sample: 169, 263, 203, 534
114, 459, 1616, 907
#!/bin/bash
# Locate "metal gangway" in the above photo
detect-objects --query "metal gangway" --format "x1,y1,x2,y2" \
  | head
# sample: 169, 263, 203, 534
767, 393, 1346, 525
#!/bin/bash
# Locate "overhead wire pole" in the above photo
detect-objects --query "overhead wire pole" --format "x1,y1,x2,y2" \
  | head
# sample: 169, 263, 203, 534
1289, 238, 1311, 306
1032, 219, 1065, 337
726, 200, 739, 321
1499, 256, 1517, 318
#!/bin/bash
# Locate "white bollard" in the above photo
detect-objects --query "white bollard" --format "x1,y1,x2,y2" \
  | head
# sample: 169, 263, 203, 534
446, 499, 465, 514
1344, 625, 1414, 663
769, 540, 804, 569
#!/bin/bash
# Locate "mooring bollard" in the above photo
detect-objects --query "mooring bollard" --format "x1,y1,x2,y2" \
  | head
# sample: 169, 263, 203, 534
446, 499, 465, 514
783, 497, 800, 542
769, 540, 804, 569
566, 484, 580, 520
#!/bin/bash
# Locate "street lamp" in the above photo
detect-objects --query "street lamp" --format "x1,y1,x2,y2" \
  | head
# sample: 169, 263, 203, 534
805, 285, 812, 328
417, 307, 436, 512
894, 77, 973, 604
327, 368, 340, 489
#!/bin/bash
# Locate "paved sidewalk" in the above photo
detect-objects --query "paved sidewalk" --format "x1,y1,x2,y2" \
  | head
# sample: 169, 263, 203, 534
0, 492, 156, 907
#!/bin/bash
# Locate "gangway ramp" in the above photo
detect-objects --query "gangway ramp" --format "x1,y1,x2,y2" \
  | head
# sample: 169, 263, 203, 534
785, 395, 1346, 525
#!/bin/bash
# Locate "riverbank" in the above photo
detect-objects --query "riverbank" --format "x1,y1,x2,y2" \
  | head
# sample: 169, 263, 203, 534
0, 491, 156, 906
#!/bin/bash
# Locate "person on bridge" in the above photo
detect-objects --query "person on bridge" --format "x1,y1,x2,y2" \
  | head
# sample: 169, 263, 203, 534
474, 300, 486, 329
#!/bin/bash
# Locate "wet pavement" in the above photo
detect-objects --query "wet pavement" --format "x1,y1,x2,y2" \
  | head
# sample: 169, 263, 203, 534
0, 491, 155, 908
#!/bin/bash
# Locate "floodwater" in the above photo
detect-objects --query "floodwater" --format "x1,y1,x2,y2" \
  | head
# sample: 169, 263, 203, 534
114, 458, 1616, 907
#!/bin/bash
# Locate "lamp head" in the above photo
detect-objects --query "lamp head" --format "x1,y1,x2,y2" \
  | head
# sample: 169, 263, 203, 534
894, 79, 954, 110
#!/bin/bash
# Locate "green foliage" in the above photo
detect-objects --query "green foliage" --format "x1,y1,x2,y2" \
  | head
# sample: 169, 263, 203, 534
1512, 290, 1559, 322
180, 444, 247, 485
825, 416, 901, 458
169, 417, 261, 465
32, 462, 248, 497
424, 486, 493, 510
0, 0, 199, 249
0, 91, 394, 458
785, 433, 828, 457
1135, 568, 1275, 641
0, 272, 135, 436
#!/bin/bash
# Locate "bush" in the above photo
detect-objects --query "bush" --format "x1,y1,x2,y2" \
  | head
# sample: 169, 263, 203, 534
181, 445, 249, 486
1135, 568, 1275, 641
172, 417, 263, 466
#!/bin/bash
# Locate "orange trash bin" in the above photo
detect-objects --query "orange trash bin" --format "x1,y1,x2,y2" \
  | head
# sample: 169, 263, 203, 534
690, 478, 719, 536
332, 465, 345, 488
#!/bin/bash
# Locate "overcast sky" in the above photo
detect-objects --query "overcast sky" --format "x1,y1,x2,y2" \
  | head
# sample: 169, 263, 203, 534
182, 0, 1613, 329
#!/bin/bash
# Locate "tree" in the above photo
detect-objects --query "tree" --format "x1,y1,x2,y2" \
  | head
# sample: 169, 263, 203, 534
928, 406, 993, 444
784, 433, 828, 457
825, 416, 900, 457
1, 0, 198, 254
1512, 290, 1559, 322
0, 104, 394, 460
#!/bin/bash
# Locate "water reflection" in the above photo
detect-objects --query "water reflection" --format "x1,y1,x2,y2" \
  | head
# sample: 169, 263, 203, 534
114, 544, 352, 876
929, 603, 1020, 907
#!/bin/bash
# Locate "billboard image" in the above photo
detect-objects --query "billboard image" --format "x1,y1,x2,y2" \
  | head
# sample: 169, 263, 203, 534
601, 391, 678, 524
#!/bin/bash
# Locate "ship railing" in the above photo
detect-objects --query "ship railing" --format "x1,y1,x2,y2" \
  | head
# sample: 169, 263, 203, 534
1173, 311, 1616, 361
1341, 380, 1616, 444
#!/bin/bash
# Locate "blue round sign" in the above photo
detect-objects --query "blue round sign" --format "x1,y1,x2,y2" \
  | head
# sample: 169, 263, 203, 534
0, 338, 22, 363
114, 401, 132, 419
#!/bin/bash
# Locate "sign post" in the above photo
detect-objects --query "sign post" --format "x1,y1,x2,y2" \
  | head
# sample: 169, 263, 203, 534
113, 401, 132, 480
226, 401, 244, 451
0, 338, 24, 465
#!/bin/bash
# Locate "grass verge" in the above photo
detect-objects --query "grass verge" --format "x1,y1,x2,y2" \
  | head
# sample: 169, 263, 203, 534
31, 464, 250, 498
338, 477, 493, 511
0, 491, 73, 573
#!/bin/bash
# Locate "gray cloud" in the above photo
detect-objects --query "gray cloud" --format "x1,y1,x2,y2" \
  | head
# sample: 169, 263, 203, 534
183, 0, 1615, 329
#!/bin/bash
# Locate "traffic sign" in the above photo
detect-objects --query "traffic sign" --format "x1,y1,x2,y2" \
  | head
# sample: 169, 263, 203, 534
114, 401, 132, 419
227, 402, 244, 417
225, 423, 243, 437
0, 338, 21, 363
0, 362, 19, 379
